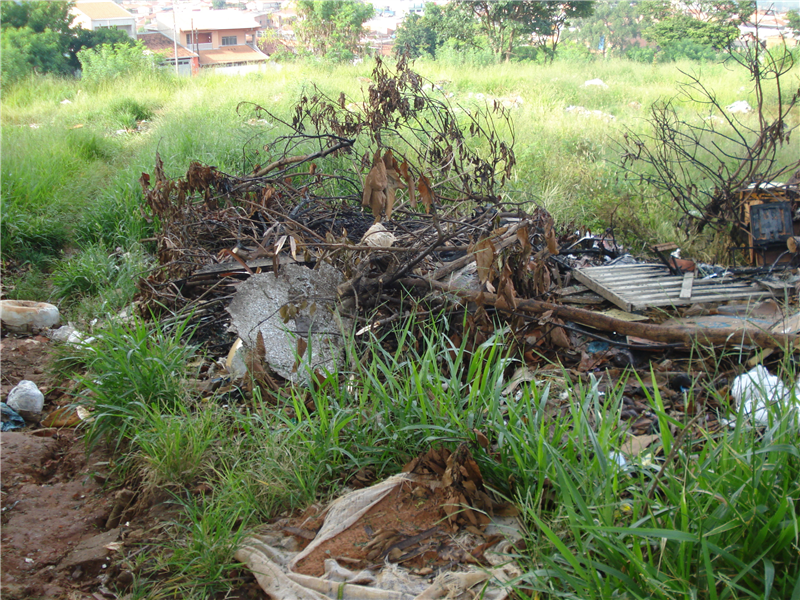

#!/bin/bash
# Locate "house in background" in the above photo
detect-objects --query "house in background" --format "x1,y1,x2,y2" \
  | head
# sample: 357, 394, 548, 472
72, 1, 137, 39
138, 31, 199, 76
154, 9, 268, 72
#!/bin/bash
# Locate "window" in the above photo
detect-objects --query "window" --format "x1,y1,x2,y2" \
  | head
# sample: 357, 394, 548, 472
221, 36, 238, 46
186, 34, 192, 45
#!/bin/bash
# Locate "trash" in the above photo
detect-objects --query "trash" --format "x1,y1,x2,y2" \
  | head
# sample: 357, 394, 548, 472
730, 365, 799, 426
360, 223, 396, 248
45, 325, 77, 342
226, 264, 352, 382
582, 78, 609, 89
725, 100, 752, 114
0, 300, 60, 332
1, 403, 26, 431
225, 338, 248, 381
564, 105, 615, 121
236, 445, 520, 600
7, 380, 45, 415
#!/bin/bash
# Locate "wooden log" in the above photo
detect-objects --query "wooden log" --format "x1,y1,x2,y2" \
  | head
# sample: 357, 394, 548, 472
787, 236, 800, 253
400, 278, 800, 350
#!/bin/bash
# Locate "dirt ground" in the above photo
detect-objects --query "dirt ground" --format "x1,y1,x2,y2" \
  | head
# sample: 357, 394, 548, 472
1, 335, 117, 599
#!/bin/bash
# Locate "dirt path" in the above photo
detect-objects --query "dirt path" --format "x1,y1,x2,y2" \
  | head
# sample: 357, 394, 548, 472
1, 335, 116, 599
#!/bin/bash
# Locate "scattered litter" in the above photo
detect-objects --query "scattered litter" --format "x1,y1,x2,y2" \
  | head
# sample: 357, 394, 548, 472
730, 365, 799, 426
225, 338, 248, 381
361, 223, 396, 248
7, 380, 45, 415
1, 402, 26, 431
226, 264, 352, 382
60, 98, 72, 104
236, 446, 521, 600
564, 105, 615, 121
582, 78, 609, 89
725, 100, 752, 114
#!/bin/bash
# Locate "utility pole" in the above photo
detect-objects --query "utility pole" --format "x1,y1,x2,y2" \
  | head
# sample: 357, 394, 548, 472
172, 0, 179, 75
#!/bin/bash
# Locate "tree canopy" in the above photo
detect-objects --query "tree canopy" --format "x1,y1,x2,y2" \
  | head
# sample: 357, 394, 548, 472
294, 0, 374, 62
1, 0, 133, 86
449, 0, 594, 60
393, 3, 474, 59
562, 1, 648, 57
642, 0, 755, 49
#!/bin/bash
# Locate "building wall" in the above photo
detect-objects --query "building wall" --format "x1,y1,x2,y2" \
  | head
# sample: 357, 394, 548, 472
73, 14, 137, 39
208, 28, 256, 48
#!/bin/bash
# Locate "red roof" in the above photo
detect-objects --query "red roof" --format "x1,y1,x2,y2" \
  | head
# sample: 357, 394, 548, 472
139, 32, 198, 59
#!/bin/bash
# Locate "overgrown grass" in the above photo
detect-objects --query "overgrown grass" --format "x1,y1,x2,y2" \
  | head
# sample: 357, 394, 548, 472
64, 310, 798, 598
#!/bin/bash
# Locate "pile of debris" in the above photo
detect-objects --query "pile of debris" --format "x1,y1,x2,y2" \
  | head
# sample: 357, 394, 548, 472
130, 58, 800, 402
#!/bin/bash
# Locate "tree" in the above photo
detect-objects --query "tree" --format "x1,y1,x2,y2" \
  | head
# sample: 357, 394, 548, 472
787, 10, 800, 37
1, 0, 133, 85
621, 39, 799, 241
393, 3, 475, 59
449, 0, 593, 62
563, 1, 648, 57
295, 0, 374, 61
642, 0, 755, 50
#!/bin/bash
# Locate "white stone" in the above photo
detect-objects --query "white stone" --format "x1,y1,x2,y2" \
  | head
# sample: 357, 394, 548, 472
7, 380, 45, 414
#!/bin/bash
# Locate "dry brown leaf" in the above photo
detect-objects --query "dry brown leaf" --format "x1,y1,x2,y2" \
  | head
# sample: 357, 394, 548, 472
544, 217, 559, 255
418, 174, 433, 214
620, 434, 660, 457
473, 238, 495, 284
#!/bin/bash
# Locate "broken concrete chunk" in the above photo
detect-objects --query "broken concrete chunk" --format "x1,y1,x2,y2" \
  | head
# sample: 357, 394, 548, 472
226, 264, 351, 381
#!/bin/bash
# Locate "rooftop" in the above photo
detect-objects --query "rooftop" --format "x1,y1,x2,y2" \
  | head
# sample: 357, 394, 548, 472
74, 1, 134, 20
139, 31, 198, 58
173, 9, 261, 31
199, 45, 268, 65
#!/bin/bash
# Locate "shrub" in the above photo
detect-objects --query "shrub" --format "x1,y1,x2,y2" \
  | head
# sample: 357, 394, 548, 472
77, 40, 158, 83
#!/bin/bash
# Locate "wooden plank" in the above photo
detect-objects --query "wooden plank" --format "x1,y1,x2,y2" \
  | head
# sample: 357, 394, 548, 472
680, 271, 695, 299
555, 284, 589, 296
574, 263, 766, 311
572, 267, 634, 311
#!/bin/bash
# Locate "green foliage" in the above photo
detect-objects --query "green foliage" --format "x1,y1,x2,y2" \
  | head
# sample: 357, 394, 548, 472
788, 10, 800, 37
394, 2, 476, 59
0, 1, 134, 86
51, 243, 150, 305
78, 41, 158, 83
563, 0, 649, 57
450, 0, 594, 61
77, 315, 197, 450
0, 0, 74, 34
643, 0, 756, 50
1, 25, 72, 86
295, 0, 375, 61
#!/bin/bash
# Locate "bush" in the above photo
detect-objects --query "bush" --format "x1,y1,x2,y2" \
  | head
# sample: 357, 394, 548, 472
658, 39, 721, 62
555, 40, 594, 63
626, 46, 656, 63
77, 40, 158, 83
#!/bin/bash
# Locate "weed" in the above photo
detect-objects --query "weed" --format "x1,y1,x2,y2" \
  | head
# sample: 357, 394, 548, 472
77, 314, 197, 451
